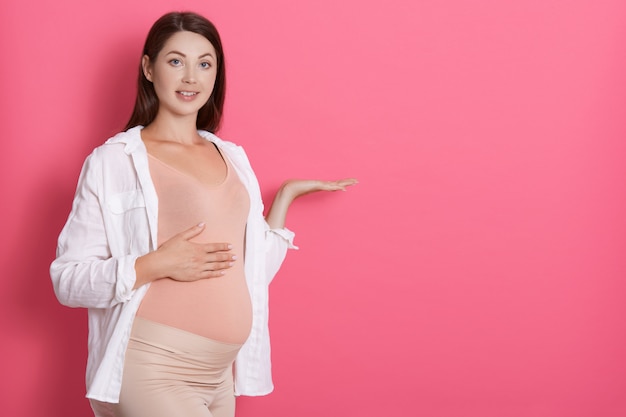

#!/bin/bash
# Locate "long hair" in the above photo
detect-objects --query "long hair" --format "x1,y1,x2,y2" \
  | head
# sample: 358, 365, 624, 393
124, 12, 226, 132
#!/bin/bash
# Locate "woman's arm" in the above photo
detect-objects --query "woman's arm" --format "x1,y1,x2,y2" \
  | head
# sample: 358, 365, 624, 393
51, 152, 136, 309
265, 178, 358, 229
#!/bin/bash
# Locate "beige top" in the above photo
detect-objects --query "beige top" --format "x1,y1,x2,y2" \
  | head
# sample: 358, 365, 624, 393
136, 152, 252, 344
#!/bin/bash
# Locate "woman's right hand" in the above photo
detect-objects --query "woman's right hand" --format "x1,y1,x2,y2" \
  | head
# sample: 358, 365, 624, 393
134, 223, 235, 288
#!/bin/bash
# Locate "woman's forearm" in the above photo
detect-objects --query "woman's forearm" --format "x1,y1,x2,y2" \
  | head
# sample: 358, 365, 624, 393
265, 183, 296, 230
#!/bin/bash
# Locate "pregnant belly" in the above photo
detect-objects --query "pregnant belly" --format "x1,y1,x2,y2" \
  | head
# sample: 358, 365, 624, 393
136, 272, 253, 344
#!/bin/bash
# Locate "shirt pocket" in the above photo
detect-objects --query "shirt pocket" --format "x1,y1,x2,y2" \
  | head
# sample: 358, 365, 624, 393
104, 190, 149, 254
106, 190, 146, 214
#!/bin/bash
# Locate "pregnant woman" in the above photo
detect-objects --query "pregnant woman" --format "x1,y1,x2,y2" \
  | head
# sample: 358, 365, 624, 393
51, 11, 356, 417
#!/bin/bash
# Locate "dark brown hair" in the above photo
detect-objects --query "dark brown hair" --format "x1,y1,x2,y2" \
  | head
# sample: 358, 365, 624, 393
124, 12, 226, 132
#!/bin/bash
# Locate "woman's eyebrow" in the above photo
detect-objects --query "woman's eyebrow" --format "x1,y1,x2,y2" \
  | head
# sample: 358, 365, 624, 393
165, 50, 215, 59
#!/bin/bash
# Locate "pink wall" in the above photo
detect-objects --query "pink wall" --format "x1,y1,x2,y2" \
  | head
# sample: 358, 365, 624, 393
2, 0, 626, 416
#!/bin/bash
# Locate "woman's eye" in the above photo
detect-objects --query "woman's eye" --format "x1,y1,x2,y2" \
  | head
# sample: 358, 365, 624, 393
169, 59, 182, 66
200, 62, 211, 69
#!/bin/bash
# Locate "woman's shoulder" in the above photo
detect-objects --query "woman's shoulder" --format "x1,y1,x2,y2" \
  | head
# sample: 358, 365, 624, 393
85, 126, 144, 164
103, 126, 143, 148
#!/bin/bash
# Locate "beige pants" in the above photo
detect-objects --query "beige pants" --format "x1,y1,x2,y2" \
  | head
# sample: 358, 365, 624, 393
113, 317, 242, 417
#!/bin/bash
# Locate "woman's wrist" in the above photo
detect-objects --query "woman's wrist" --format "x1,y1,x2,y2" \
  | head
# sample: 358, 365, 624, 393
134, 250, 164, 289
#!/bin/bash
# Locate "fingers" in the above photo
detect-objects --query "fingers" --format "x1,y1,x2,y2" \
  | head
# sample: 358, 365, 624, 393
190, 250, 238, 279
192, 242, 236, 275
202, 259, 236, 273
336, 178, 359, 187
321, 178, 359, 191
202, 270, 233, 279
177, 222, 206, 241
169, 245, 237, 282
202, 242, 234, 253
284, 178, 358, 198
200, 250, 237, 266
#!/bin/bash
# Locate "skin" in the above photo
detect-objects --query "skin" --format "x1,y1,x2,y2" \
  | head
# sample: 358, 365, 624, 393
133, 31, 357, 289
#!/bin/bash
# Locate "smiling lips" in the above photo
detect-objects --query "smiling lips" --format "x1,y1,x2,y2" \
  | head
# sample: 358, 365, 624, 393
176, 91, 200, 102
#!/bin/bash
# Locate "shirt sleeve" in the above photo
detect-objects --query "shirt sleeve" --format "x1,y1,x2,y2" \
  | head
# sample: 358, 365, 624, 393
50, 151, 138, 308
263, 222, 298, 284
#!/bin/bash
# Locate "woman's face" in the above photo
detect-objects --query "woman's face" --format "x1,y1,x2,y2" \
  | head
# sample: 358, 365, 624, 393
142, 30, 218, 121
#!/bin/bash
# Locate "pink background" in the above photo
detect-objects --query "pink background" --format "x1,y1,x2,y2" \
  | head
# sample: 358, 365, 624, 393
2, 0, 626, 416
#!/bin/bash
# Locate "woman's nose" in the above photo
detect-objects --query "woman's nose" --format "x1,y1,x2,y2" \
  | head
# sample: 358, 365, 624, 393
182, 69, 196, 84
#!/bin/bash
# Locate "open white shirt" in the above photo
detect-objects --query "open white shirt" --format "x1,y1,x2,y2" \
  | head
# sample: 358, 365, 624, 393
50, 126, 296, 416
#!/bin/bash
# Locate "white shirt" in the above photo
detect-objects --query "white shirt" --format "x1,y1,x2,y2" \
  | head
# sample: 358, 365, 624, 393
50, 126, 296, 413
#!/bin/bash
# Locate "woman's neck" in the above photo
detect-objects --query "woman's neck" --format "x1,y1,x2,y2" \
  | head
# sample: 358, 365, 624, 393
142, 114, 203, 145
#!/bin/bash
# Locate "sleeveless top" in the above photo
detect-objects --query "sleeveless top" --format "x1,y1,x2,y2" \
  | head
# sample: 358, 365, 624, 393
135, 151, 252, 344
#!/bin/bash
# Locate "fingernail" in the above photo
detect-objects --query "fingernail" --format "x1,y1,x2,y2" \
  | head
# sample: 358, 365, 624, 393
227, 244, 233, 249
231, 255, 238, 260
197, 222, 205, 227
228, 262, 235, 267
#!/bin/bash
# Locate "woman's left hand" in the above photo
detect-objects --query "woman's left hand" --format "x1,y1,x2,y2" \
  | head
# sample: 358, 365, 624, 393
281, 178, 359, 201
265, 178, 358, 229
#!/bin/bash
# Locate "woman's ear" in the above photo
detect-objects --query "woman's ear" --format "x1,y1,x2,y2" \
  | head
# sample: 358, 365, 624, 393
142, 55, 153, 82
